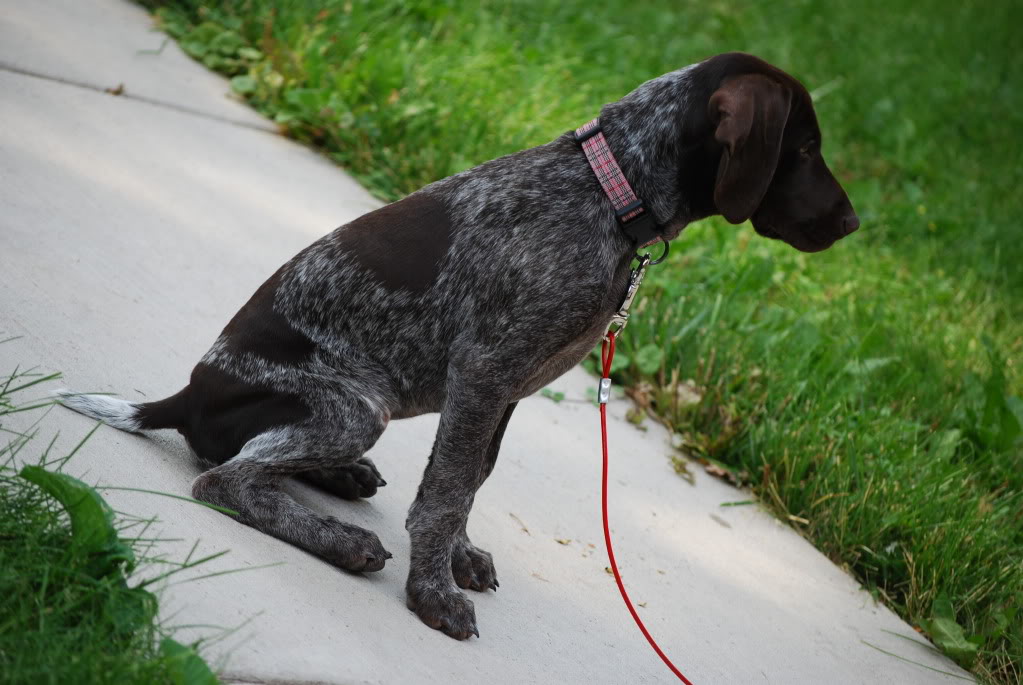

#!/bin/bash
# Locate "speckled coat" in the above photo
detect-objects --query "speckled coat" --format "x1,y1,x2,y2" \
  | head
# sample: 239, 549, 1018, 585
60, 52, 858, 640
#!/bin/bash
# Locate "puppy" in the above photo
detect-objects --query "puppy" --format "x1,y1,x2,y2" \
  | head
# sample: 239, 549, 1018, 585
61, 52, 857, 640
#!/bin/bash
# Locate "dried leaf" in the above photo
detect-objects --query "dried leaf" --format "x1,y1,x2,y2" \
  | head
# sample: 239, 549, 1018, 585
509, 512, 530, 535
671, 455, 695, 484
675, 380, 703, 407
625, 381, 655, 410
704, 462, 728, 478
709, 514, 732, 528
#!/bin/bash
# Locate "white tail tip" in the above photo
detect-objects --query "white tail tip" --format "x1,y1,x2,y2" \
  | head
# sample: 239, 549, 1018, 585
57, 389, 143, 433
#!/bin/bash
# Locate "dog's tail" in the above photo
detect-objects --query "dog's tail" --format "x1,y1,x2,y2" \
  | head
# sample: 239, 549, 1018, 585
57, 386, 189, 433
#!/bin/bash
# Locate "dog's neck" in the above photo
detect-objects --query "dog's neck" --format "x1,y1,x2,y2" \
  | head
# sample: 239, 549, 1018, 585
598, 65, 719, 242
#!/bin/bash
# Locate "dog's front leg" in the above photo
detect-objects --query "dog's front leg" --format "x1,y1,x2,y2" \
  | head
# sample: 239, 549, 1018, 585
451, 401, 516, 592
405, 372, 513, 640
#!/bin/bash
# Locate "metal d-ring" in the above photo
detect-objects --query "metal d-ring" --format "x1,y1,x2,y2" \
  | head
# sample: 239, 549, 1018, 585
638, 236, 670, 266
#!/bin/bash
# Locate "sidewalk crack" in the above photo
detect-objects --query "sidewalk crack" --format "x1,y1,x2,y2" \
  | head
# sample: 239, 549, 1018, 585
0, 60, 277, 134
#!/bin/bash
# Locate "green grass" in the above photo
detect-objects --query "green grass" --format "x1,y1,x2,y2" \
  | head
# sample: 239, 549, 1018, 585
0, 367, 219, 684
139, 1, 1022, 681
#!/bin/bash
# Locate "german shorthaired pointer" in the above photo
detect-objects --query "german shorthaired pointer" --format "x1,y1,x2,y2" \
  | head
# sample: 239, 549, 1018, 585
62, 52, 858, 640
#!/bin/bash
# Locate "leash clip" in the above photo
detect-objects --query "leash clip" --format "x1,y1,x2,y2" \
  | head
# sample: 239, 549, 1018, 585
605, 253, 652, 340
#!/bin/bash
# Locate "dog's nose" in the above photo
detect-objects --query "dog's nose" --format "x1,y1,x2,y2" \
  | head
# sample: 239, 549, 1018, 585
842, 213, 860, 236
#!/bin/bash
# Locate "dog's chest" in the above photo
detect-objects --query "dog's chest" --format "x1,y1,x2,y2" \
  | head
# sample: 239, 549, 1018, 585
512, 258, 632, 399
513, 316, 611, 401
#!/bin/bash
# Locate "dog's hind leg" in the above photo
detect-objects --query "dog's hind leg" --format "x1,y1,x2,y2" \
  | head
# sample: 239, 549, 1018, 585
192, 409, 391, 572
298, 456, 387, 500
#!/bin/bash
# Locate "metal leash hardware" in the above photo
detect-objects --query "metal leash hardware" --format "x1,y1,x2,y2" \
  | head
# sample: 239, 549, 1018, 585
599, 237, 669, 405
604, 254, 650, 340
603, 236, 669, 342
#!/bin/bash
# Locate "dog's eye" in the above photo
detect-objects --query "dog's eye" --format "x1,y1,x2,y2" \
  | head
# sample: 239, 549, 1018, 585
799, 141, 817, 159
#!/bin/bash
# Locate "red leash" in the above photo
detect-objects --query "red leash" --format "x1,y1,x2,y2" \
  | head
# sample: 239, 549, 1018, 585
575, 111, 688, 680
600, 332, 694, 684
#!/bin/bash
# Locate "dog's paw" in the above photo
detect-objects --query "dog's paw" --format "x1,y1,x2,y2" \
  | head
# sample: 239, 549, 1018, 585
301, 457, 387, 500
406, 582, 479, 640
451, 536, 498, 592
322, 519, 392, 573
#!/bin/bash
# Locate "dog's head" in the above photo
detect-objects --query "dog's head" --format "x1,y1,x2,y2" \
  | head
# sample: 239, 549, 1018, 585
703, 54, 858, 252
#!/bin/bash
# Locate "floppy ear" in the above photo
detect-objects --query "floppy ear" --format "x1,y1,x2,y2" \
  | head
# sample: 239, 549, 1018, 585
708, 74, 792, 224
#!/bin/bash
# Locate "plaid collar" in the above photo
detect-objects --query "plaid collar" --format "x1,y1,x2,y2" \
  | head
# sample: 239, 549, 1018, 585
574, 118, 662, 246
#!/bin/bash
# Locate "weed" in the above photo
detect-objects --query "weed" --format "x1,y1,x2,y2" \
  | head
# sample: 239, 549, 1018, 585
540, 388, 565, 404
0, 366, 219, 684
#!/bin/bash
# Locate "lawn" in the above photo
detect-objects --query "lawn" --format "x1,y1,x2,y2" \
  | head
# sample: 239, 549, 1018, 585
140, 1, 1022, 681
0, 367, 219, 684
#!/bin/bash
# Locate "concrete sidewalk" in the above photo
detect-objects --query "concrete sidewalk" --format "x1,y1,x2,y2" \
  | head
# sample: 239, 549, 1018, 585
0, 1, 969, 683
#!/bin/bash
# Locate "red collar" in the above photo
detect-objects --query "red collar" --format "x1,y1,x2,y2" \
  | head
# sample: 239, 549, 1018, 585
574, 118, 662, 246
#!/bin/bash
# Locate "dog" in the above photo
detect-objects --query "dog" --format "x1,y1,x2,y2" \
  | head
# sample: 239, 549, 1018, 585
60, 52, 858, 640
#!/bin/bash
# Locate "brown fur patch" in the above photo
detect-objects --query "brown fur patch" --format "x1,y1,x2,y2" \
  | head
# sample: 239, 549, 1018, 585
334, 193, 452, 291
183, 363, 310, 465
222, 270, 317, 365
